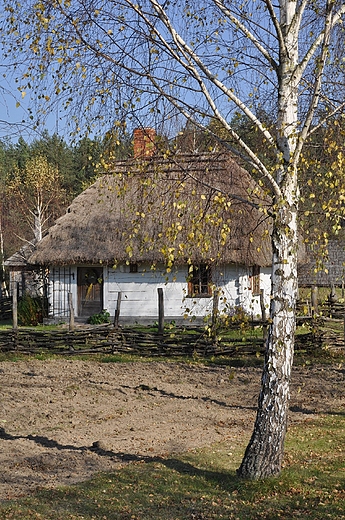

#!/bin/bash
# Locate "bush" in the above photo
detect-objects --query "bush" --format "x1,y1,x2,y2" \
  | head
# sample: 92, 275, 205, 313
18, 293, 45, 326
87, 309, 111, 325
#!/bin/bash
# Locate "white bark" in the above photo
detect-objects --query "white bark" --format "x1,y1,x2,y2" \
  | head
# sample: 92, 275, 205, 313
34, 210, 43, 242
237, 0, 301, 478
0, 219, 9, 297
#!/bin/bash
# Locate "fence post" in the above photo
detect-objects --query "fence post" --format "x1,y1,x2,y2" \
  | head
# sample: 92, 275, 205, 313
157, 288, 164, 335
260, 289, 267, 343
311, 286, 318, 316
211, 289, 219, 343
329, 283, 337, 315
259, 289, 266, 321
68, 292, 75, 331
114, 292, 122, 329
12, 281, 18, 332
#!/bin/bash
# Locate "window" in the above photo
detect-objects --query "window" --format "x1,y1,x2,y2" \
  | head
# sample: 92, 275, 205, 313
129, 262, 138, 273
188, 264, 212, 297
250, 265, 261, 295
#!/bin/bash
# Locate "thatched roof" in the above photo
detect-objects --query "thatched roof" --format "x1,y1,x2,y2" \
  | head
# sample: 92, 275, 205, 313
28, 152, 273, 267
4, 243, 36, 269
298, 240, 345, 287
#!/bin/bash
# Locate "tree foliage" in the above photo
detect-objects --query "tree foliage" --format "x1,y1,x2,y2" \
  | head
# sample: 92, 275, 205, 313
7, 153, 65, 242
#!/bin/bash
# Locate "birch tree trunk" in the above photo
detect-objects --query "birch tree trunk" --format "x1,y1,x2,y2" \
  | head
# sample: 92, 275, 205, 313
0, 218, 9, 297
237, 202, 299, 478
237, 0, 299, 478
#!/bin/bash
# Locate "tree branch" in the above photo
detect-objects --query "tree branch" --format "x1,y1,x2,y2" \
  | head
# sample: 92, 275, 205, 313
295, 2, 345, 80
294, 0, 338, 162
145, 0, 277, 149
213, 0, 279, 73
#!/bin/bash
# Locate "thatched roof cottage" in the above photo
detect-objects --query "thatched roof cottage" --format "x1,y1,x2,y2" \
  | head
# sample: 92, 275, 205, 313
16, 131, 275, 324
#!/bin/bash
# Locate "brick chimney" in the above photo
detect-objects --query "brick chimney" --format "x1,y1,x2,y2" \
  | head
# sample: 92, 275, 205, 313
133, 128, 156, 159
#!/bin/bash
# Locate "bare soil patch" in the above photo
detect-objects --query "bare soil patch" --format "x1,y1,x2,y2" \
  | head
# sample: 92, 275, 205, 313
0, 360, 344, 500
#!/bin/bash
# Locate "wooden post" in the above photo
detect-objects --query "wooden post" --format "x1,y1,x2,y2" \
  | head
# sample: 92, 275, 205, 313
260, 289, 266, 321
68, 292, 75, 331
114, 292, 122, 328
311, 286, 318, 316
260, 289, 267, 343
12, 281, 18, 332
157, 288, 164, 335
211, 289, 219, 342
328, 283, 336, 318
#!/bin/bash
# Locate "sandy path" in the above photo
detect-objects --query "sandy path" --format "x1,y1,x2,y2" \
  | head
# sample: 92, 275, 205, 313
0, 360, 344, 499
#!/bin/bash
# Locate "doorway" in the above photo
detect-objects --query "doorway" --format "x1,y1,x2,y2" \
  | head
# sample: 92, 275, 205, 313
77, 267, 103, 317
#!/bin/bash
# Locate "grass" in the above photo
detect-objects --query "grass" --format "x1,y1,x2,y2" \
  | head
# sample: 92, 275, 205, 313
0, 414, 344, 519
0, 344, 344, 367
0, 322, 60, 331
0, 321, 12, 329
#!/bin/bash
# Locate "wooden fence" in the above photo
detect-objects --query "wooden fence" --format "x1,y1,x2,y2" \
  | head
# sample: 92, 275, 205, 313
1, 286, 344, 357
0, 320, 323, 357
0, 324, 262, 357
0, 297, 12, 320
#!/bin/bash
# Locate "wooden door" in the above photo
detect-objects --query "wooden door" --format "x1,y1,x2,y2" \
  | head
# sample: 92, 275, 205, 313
77, 267, 103, 317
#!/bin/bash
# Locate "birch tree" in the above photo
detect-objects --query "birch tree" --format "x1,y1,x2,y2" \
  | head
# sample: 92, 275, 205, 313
7, 154, 65, 243
3, 0, 345, 478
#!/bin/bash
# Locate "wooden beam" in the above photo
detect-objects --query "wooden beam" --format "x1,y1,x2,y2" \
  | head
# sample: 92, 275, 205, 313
158, 288, 164, 335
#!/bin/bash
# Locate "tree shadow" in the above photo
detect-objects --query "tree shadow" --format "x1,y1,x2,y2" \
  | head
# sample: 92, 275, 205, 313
289, 405, 316, 415
121, 383, 256, 411
325, 410, 345, 417
0, 427, 144, 461
159, 457, 240, 491
289, 406, 345, 417
0, 426, 240, 492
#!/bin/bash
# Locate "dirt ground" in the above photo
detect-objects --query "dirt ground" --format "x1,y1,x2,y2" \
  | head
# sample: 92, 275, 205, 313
0, 359, 344, 500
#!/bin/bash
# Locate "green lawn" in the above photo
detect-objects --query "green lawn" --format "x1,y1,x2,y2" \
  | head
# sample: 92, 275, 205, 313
1, 414, 344, 519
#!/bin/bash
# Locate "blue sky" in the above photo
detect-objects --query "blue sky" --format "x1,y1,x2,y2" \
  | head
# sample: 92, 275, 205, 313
0, 58, 62, 143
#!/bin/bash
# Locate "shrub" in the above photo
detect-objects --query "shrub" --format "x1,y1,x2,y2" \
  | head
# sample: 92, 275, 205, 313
87, 309, 111, 325
18, 293, 45, 326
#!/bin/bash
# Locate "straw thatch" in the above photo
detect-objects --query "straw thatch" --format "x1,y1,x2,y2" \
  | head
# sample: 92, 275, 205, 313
28, 152, 272, 267
4, 243, 36, 269
298, 240, 345, 287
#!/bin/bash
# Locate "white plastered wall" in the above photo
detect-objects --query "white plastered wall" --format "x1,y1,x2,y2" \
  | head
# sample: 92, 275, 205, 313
46, 262, 271, 323
103, 262, 271, 324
